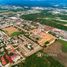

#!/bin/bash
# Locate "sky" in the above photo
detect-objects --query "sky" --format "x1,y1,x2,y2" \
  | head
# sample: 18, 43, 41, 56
0, 0, 67, 7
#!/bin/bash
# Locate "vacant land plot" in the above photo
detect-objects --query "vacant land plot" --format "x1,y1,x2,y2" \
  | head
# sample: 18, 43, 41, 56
43, 41, 67, 67
58, 40, 67, 53
12, 51, 64, 67
23, 51, 64, 67
3, 26, 19, 36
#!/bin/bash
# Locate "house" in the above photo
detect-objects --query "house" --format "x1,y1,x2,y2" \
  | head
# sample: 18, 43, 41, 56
1, 56, 7, 65
5, 54, 13, 63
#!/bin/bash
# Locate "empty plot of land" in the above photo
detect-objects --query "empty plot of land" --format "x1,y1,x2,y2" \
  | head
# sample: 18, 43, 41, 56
3, 26, 19, 36
43, 41, 67, 67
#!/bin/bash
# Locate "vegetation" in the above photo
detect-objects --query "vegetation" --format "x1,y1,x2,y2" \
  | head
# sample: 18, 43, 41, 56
59, 40, 67, 52
12, 51, 64, 67
23, 51, 64, 67
59, 14, 67, 20
20, 10, 67, 31
40, 19, 67, 31
11, 31, 24, 36
45, 41, 49, 45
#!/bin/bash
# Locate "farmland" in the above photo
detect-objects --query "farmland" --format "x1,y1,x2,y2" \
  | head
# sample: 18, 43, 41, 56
20, 10, 67, 31
59, 39, 67, 52
23, 51, 64, 67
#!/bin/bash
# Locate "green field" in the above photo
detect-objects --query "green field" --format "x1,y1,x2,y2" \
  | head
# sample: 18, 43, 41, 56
23, 51, 64, 67
20, 10, 67, 31
12, 51, 64, 67
11, 31, 24, 36
59, 40, 67, 52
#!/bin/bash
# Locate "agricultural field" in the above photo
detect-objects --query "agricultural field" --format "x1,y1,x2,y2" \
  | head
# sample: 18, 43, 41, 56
20, 10, 67, 31
12, 51, 64, 67
59, 39, 67, 53
43, 40, 67, 67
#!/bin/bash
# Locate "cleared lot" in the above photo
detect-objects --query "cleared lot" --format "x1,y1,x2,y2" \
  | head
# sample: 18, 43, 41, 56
3, 26, 19, 36
43, 41, 67, 67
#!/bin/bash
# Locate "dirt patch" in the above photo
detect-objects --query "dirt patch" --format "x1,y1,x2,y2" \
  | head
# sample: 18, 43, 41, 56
3, 26, 19, 36
43, 41, 67, 67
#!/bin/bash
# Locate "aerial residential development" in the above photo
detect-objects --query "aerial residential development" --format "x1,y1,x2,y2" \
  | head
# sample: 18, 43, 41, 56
0, 14, 56, 67
0, 0, 67, 67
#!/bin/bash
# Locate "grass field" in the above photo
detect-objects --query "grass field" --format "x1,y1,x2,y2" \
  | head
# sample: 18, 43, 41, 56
23, 51, 64, 67
11, 31, 24, 36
